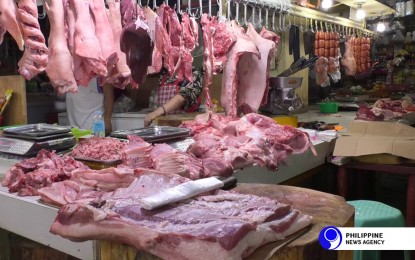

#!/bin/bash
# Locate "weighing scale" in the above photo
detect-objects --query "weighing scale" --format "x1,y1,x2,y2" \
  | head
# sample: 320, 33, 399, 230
0, 124, 76, 156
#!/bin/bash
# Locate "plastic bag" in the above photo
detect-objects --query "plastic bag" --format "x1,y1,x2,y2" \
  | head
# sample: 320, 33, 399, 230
113, 94, 136, 113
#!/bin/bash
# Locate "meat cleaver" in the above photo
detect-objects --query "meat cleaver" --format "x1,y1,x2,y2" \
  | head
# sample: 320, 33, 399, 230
140, 176, 237, 210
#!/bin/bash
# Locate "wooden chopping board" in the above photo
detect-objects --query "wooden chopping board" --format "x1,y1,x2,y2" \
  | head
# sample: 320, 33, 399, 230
98, 184, 354, 260
154, 112, 202, 127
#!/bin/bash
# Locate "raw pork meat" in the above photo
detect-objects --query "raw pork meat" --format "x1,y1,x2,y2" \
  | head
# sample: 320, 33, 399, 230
71, 137, 127, 161
236, 23, 277, 113
106, 0, 132, 89
316, 56, 329, 86
50, 170, 312, 260
143, 6, 166, 74
121, 135, 153, 168
200, 15, 236, 108
69, 0, 107, 86
17, 0, 49, 80
120, 16, 153, 87
89, 0, 118, 80
341, 36, 357, 76
44, 0, 77, 94
221, 21, 260, 117
1, 150, 88, 196
0, 0, 24, 50
182, 112, 315, 170
200, 14, 214, 108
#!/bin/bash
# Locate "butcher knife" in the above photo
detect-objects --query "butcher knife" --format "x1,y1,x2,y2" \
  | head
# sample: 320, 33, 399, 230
140, 176, 237, 210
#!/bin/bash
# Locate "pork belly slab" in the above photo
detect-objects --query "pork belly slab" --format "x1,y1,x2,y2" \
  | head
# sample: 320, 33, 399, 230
50, 171, 311, 260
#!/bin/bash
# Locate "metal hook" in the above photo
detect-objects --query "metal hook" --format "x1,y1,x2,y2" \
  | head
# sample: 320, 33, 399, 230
243, 2, 248, 26
38, 1, 47, 19
271, 4, 276, 31
264, 6, 269, 29
208, 0, 212, 17
235, 0, 240, 24
227, 0, 231, 21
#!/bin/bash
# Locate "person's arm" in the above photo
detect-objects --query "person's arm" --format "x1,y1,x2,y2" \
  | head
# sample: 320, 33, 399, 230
144, 94, 185, 127
102, 83, 114, 135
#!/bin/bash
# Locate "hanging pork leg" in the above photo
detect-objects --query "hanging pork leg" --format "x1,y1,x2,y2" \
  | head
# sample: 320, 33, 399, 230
17, 0, 49, 80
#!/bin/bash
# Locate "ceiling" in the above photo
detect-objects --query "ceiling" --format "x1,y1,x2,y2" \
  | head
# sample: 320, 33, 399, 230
333, 0, 396, 18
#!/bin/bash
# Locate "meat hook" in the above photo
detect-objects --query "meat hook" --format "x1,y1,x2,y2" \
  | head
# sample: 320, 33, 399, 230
227, 0, 231, 21
197, 0, 203, 18
264, 6, 269, 29
188, 0, 199, 17
38, 1, 47, 19
271, 4, 276, 31
208, 0, 212, 17
235, 0, 240, 24
251, 2, 256, 27
257, 2, 264, 29
243, 2, 248, 26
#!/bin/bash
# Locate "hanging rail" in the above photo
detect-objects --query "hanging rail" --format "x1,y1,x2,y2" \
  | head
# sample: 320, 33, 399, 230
228, 0, 376, 35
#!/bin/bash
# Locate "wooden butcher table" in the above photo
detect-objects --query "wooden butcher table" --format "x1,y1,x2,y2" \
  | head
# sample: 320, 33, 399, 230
98, 184, 354, 260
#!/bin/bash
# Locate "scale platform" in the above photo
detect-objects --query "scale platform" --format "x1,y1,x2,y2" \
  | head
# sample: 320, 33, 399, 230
0, 124, 76, 156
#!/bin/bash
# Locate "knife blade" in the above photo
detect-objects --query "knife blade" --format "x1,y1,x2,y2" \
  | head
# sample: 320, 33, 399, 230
140, 176, 237, 210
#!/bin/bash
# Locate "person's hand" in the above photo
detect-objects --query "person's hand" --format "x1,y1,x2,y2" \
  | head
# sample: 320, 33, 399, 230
144, 111, 158, 127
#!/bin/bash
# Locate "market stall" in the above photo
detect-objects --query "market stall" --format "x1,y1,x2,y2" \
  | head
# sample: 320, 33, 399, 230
1, 0, 415, 258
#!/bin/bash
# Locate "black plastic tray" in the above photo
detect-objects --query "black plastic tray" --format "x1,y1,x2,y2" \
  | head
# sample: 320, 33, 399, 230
3, 124, 71, 137
111, 126, 190, 142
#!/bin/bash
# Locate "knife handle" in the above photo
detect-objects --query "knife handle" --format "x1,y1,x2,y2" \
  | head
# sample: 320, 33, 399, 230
219, 176, 237, 190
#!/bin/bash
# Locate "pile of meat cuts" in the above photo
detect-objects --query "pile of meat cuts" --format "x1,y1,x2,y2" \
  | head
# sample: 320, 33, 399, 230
355, 98, 415, 121
71, 137, 127, 161
48, 169, 312, 260
182, 112, 316, 171
1, 149, 88, 196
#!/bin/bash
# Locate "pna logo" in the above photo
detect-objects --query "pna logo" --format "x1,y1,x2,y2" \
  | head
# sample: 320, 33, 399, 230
319, 226, 342, 250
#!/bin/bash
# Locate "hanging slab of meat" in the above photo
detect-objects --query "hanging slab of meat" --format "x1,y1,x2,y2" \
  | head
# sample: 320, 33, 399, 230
236, 23, 276, 114
221, 21, 260, 117
143, 6, 165, 74
105, 0, 131, 89
64, 0, 90, 87
341, 36, 356, 76
44, 0, 77, 94
177, 13, 196, 82
211, 17, 237, 73
316, 56, 329, 86
89, 0, 118, 79
120, 16, 153, 87
50, 170, 312, 260
259, 27, 280, 105
0, 0, 24, 51
17, 0, 49, 80
328, 57, 341, 83
155, 4, 175, 75
200, 14, 214, 108
69, 0, 107, 82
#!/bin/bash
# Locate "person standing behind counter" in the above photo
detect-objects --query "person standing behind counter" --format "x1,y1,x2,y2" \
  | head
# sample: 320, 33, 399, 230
144, 67, 203, 127
65, 78, 114, 135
